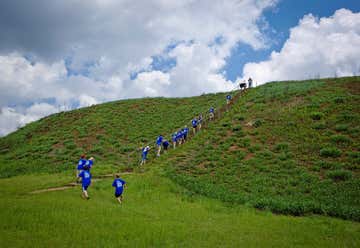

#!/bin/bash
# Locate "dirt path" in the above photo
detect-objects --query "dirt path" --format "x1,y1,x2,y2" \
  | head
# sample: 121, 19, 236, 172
29, 172, 134, 194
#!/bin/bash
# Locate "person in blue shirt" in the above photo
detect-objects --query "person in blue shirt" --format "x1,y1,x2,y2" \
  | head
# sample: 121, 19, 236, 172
198, 113, 203, 130
172, 132, 177, 149
76, 154, 87, 179
192, 117, 198, 135
226, 94, 232, 105
84, 157, 94, 170
156, 135, 163, 157
77, 166, 92, 199
162, 139, 170, 152
112, 174, 126, 204
183, 126, 189, 142
140, 145, 150, 166
209, 107, 215, 121
177, 130, 183, 145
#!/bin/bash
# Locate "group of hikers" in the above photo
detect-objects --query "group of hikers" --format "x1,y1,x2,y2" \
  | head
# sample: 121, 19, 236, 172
76, 154, 126, 204
140, 105, 216, 165
74, 77, 254, 203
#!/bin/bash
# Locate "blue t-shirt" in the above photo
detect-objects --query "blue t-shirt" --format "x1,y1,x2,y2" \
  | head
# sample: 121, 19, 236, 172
112, 178, 126, 194
156, 135, 163, 146
77, 159, 87, 170
142, 147, 150, 157
184, 127, 189, 134
226, 95, 231, 100
172, 133, 177, 142
84, 160, 93, 169
79, 170, 91, 187
209, 107, 214, 113
163, 140, 169, 148
192, 119, 197, 127
176, 131, 183, 140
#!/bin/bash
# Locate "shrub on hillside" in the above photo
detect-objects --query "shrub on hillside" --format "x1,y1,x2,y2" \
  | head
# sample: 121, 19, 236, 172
312, 122, 327, 130
337, 112, 355, 122
333, 97, 345, 104
232, 125, 242, 132
330, 135, 351, 144
253, 119, 263, 128
334, 124, 348, 132
320, 147, 341, 158
310, 112, 324, 120
274, 143, 289, 152
326, 170, 352, 181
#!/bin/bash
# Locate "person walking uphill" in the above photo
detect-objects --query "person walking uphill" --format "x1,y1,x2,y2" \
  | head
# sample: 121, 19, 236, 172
226, 94, 232, 105
140, 145, 150, 166
77, 165, 92, 199
76, 154, 87, 178
192, 117, 198, 135
162, 139, 170, 152
156, 135, 163, 157
209, 107, 215, 121
248, 77, 253, 88
112, 174, 126, 204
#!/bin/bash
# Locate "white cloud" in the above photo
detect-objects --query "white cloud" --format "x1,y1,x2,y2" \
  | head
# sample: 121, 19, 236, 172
242, 9, 360, 84
0, 0, 278, 136
0, 103, 59, 136
79, 95, 98, 108
134, 71, 170, 97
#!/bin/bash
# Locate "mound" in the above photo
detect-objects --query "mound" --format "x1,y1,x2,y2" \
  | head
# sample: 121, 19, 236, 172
0, 93, 226, 177
165, 77, 360, 220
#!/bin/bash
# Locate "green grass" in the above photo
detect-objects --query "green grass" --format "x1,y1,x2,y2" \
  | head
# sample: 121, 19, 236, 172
165, 77, 360, 221
0, 169, 359, 247
0, 77, 360, 246
0, 93, 227, 177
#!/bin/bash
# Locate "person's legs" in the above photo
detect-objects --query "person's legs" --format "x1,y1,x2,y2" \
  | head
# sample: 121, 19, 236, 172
157, 145, 161, 156
82, 186, 89, 199
116, 193, 122, 204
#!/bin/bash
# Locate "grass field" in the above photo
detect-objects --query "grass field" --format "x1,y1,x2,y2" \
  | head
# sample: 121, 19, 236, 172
0, 168, 359, 247
0, 77, 359, 246
165, 77, 360, 221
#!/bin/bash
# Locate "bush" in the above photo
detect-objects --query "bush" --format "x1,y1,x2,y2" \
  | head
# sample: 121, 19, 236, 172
334, 124, 348, 132
274, 143, 289, 152
312, 122, 327, 130
333, 97, 345, 104
232, 125, 242, 132
310, 112, 324, 120
326, 170, 352, 181
320, 147, 341, 158
330, 135, 351, 144
253, 119, 263, 128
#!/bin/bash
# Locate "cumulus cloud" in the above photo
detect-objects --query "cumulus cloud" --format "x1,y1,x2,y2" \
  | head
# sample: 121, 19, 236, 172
0, 0, 278, 136
0, 103, 59, 136
242, 9, 360, 84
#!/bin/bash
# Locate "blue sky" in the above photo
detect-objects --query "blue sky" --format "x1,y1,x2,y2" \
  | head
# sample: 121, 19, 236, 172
225, 0, 360, 81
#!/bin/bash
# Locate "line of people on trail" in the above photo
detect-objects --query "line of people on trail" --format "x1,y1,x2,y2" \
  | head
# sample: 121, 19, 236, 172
140, 104, 220, 166
73, 81, 253, 204
76, 154, 126, 204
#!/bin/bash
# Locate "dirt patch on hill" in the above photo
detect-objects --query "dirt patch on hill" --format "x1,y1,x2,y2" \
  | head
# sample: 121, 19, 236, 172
343, 82, 360, 94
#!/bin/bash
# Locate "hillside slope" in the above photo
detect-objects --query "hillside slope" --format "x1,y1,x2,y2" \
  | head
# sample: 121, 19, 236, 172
0, 93, 227, 177
165, 77, 360, 220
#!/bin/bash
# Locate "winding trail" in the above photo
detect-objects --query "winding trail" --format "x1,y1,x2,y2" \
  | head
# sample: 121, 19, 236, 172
29, 172, 134, 194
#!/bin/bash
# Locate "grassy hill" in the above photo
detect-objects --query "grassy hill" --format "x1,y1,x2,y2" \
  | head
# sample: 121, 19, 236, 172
0, 93, 226, 177
0, 77, 359, 246
164, 77, 360, 221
